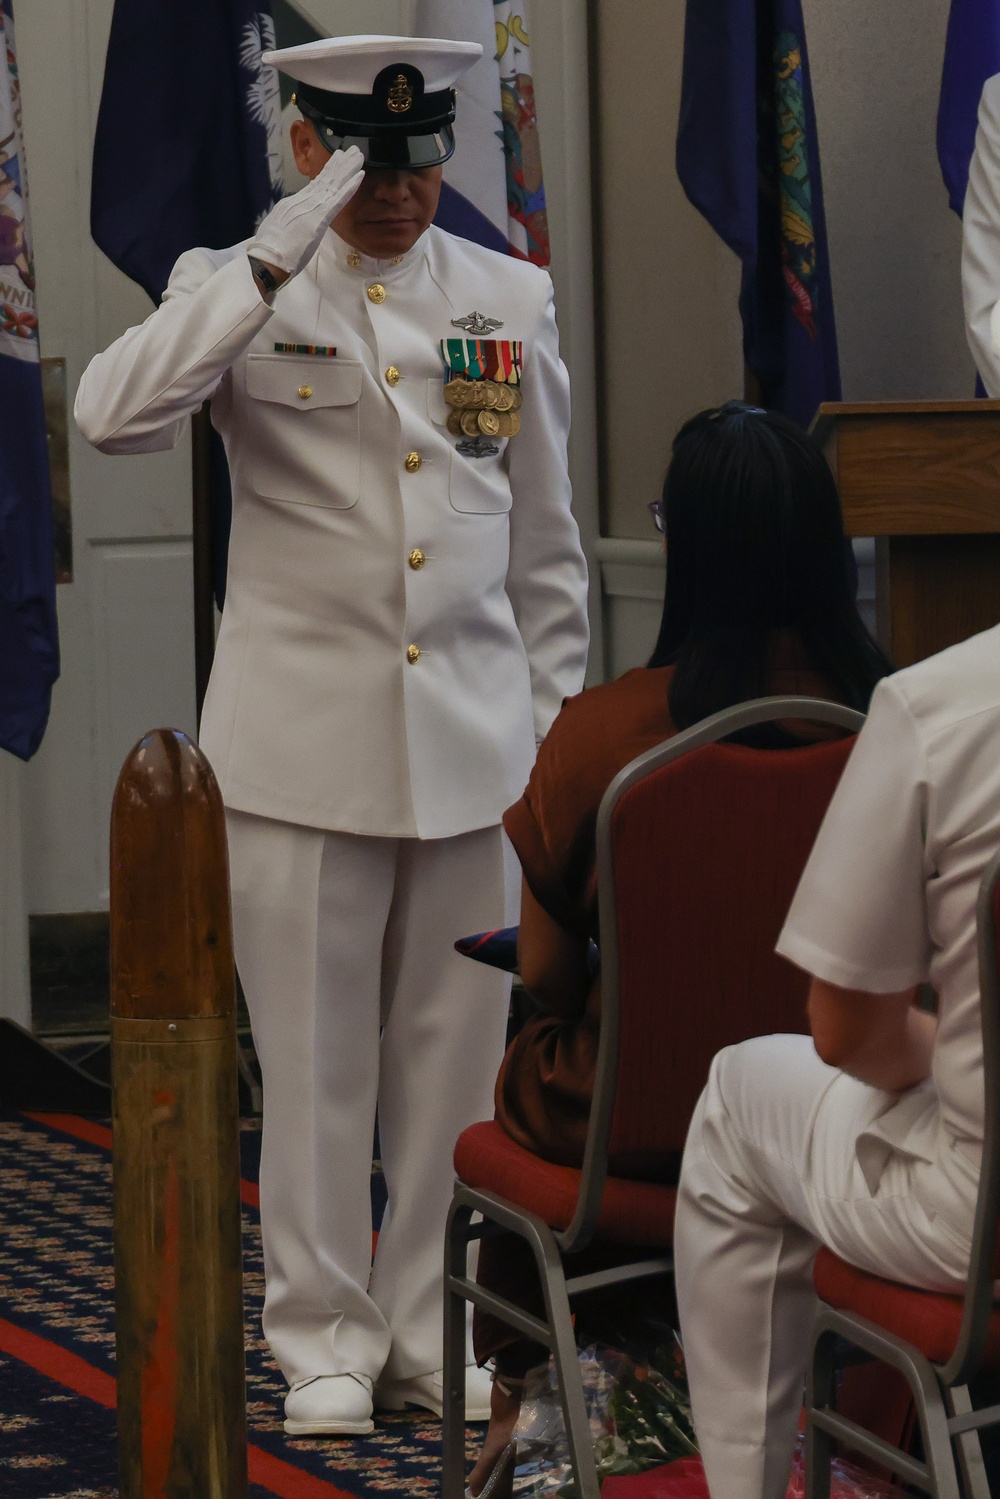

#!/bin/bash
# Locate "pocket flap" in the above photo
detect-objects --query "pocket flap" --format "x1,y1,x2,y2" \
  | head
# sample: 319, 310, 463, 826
246, 355, 363, 408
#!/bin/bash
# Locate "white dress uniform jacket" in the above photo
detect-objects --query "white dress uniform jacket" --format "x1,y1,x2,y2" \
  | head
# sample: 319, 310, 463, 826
962, 72, 1000, 391
75, 225, 589, 837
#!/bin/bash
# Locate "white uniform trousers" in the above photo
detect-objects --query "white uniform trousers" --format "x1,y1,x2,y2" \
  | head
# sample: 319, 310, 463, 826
225, 811, 515, 1387
674, 1034, 977, 1499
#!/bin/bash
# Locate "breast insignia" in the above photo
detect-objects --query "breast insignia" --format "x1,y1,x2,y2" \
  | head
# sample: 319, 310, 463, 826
451, 310, 505, 335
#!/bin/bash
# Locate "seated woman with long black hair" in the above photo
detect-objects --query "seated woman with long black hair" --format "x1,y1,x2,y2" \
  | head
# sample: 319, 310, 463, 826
466, 401, 892, 1499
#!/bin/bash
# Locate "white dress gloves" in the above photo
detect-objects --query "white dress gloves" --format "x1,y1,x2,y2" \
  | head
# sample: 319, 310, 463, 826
247, 145, 365, 280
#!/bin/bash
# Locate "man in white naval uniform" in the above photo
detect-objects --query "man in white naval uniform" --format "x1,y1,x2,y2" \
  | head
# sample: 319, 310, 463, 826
962, 72, 1000, 387
75, 35, 589, 1437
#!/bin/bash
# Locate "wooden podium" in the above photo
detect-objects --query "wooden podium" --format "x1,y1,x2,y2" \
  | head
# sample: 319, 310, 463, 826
813, 400, 1000, 666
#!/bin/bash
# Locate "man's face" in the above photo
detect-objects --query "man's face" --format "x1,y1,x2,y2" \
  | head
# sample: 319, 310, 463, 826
291, 120, 442, 259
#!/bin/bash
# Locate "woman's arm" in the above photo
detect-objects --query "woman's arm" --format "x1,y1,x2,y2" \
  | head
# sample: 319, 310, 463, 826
807, 976, 936, 1092
517, 878, 592, 1020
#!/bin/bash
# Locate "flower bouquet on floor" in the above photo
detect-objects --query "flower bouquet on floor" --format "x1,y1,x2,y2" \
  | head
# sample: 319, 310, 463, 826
509, 1338, 698, 1496
508, 1338, 895, 1499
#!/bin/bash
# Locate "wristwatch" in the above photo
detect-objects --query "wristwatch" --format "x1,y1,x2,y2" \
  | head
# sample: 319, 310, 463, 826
248, 256, 280, 297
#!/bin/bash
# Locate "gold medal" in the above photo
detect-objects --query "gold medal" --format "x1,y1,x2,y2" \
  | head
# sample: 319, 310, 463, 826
496, 410, 521, 437
447, 411, 464, 436
460, 410, 482, 436
494, 385, 515, 411
444, 378, 472, 408
510, 386, 523, 410
481, 381, 500, 409
477, 409, 501, 437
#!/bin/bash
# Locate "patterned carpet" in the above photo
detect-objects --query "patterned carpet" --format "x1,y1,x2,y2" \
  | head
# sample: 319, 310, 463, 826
0, 1112, 480, 1498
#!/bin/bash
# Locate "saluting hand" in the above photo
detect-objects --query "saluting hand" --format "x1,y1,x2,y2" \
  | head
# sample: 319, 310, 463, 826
247, 145, 365, 285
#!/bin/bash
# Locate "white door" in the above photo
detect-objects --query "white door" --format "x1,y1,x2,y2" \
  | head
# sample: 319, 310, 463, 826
17, 0, 197, 931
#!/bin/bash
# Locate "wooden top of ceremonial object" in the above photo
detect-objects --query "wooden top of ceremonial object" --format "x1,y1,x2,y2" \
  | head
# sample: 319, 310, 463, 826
110, 728, 235, 1021
812, 400, 1000, 537
812, 401, 1000, 665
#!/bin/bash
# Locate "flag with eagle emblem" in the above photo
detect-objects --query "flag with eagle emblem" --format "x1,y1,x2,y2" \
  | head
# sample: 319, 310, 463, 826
677, 0, 840, 428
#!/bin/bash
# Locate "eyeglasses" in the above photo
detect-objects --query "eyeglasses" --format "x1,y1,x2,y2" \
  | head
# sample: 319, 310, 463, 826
648, 499, 665, 534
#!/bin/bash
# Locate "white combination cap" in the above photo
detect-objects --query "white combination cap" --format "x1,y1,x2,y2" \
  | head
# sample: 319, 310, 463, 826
262, 35, 482, 169
262, 35, 482, 93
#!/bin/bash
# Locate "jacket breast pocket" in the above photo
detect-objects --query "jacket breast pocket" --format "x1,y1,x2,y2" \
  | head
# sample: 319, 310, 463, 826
426, 379, 511, 515
244, 355, 363, 509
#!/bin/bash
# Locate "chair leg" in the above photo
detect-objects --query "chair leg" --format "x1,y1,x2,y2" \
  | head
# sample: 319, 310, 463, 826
805, 1326, 837, 1499
442, 1197, 475, 1499
948, 1386, 991, 1499
533, 1234, 601, 1499
807, 1310, 963, 1499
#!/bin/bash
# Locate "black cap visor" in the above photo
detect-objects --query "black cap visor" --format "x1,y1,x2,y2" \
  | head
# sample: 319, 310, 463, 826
302, 108, 455, 169
295, 68, 457, 169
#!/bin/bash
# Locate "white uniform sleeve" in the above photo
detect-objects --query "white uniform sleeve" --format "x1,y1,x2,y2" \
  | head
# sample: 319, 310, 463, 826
776, 676, 932, 992
504, 275, 590, 741
74, 248, 274, 454
963, 73, 1000, 395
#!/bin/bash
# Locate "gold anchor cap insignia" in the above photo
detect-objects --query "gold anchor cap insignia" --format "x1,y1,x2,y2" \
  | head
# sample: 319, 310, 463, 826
387, 73, 413, 113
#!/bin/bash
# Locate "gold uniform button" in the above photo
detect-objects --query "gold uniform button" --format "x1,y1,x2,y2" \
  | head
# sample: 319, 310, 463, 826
408, 548, 426, 570
404, 451, 422, 473
367, 282, 387, 304
297, 385, 313, 400
406, 644, 421, 664
385, 365, 401, 387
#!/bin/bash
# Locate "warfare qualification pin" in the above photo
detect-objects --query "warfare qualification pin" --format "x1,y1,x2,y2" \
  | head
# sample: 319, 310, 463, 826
451, 311, 505, 335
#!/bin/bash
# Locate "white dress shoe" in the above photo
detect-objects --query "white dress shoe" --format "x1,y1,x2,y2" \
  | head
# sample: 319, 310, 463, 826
375, 1362, 493, 1421
283, 1372, 375, 1436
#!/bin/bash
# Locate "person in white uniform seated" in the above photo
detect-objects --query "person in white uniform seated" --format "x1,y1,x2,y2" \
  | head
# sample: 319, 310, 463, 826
75, 34, 589, 1437
673, 622, 1000, 1499
962, 71, 1000, 389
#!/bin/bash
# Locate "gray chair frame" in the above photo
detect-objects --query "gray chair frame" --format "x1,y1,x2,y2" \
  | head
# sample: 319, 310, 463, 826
805, 843, 1000, 1499
442, 696, 865, 1499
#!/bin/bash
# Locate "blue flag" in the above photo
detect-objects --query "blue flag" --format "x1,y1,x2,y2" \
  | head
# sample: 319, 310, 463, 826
91, 1, 284, 605
677, 0, 841, 429
938, 0, 1000, 215
0, 0, 59, 761
92, 1, 284, 303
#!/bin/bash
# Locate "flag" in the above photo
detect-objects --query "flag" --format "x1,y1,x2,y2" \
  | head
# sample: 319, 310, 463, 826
415, 0, 550, 264
91, 0, 284, 605
676, 0, 841, 429
92, 1, 284, 303
938, 0, 1000, 215
0, 0, 59, 761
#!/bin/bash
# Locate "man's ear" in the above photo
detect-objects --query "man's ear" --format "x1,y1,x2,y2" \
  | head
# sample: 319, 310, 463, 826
290, 118, 331, 180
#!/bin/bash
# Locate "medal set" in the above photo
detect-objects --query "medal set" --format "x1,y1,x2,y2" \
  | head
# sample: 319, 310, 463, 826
443, 376, 523, 440
440, 336, 523, 458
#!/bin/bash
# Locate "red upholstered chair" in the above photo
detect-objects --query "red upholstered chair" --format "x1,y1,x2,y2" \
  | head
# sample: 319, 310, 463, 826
441, 696, 865, 1499
805, 845, 1000, 1499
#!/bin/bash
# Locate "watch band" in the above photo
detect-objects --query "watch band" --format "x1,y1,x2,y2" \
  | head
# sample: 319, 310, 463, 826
248, 255, 280, 296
